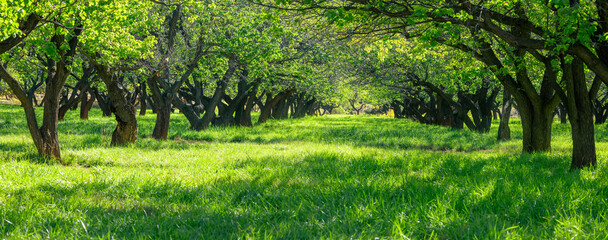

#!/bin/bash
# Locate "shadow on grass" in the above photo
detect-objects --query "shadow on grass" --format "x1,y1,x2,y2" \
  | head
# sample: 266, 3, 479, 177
3, 151, 601, 238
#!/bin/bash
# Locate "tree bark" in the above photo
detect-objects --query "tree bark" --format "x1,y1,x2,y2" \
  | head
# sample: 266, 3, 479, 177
139, 80, 147, 116
258, 88, 297, 123
215, 75, 253, 126
497, 89, 512, 141
239, 82, 260, 127
147, 74, 172, 140
172, 58, 238, 131
475, 42, 559, 152
58, 63, 94, 121
80, 90, 95, 120
92, 87, 113, 117
153, 106, 171, 140
90, 62, 138, 145
561, 57, 596, 169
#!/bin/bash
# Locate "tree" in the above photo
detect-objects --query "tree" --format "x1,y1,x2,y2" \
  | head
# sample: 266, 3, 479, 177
0, 6, 82, 161
260, 0, 601, 169
79, 0, 156, 145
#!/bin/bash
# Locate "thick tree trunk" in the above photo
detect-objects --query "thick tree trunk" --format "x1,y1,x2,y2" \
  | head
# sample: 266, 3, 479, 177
271, 98, 288, 119
172, 64, 238, 130
172, 97, 205, 130
570, 113, 596, 169
110, 105, 138, 146
37, 72, 65, 160
215, 77, 252, 127
58, 93, 81, 121
91, 62, 138, 145
38, 107, 61, 160
497, 90, 512, 141
233, 91, 248, 126
563, 57, 596, 169
258, 93, 274, 123
516, 95, 553, 152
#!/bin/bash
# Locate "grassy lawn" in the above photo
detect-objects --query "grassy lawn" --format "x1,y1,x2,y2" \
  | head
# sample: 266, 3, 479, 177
1, 104, 608, 239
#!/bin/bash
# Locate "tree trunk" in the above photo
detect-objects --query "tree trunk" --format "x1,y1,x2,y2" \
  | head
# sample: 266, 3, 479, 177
152, 106, 171, 140
562, 57, 596, 169
516, 95, 554, 152
199, 79, 229, 130
147, 74, 172, 140
139, 81, 147, 116
58, 93, 80, 121
36, 73, 64, 160
80, 91, 95, 120
271, 98, 287, 119
0, 28, 81, 162
554, 104, 567, 124
258, 93, 274, 123
111, 106, 138, 146
58, 63, 94, 121
91, 62, 138, 145
240, 94, 256, 127
497, 89, 512, 141
92, 87, 112, 117
258, 89, 297, 124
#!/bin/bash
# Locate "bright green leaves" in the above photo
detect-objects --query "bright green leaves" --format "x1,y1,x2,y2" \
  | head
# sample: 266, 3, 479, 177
0, 0, 39, 40
79, 0, 157, 65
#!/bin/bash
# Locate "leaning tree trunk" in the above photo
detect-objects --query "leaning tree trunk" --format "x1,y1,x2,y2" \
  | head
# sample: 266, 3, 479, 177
1, 64, 65, 161
258, 93, 274, 123
58, 89, 86, 121
497, 89, 512, 141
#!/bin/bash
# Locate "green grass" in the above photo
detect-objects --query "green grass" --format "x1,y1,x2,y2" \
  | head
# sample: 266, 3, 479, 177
1, 104, 608, 239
